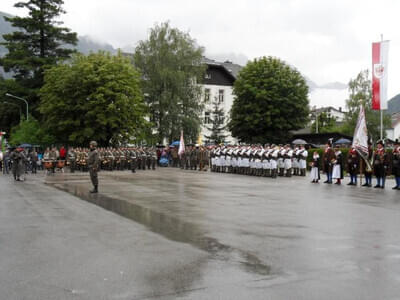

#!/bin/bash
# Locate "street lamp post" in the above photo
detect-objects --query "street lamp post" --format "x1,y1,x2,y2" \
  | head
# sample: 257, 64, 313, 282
5, 93, 29, 121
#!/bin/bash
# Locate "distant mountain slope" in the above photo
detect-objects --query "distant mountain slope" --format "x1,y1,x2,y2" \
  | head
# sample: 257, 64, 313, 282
387, 94, 400, 115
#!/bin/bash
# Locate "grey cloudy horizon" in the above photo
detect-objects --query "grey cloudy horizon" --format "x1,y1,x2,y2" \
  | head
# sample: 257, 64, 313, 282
1, 0, 399, 107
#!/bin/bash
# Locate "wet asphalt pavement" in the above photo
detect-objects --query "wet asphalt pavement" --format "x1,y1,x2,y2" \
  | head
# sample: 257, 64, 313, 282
1, 169, 400, 299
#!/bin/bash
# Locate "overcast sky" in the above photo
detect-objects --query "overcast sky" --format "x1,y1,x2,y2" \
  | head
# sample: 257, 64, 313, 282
1, 0, 399, 107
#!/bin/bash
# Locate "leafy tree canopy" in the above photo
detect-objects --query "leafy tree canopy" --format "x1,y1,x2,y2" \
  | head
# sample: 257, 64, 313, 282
39, 51, 148, 146
339, 70, 391, 141
228, 56, 309, 144
0, 0, 78, 114
9, 116, 55, 146
134, 22, 206, 144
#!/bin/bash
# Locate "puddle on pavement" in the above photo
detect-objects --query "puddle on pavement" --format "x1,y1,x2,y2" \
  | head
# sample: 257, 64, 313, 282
48, 180, 272, 276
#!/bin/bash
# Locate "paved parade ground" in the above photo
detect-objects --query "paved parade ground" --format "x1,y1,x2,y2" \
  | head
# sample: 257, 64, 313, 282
1, 169, 400, 299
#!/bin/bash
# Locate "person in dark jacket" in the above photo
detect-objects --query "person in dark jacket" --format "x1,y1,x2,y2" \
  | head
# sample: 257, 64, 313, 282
373, 140, 390, 189
347, 148, 359, 185
323, 141, 335, 183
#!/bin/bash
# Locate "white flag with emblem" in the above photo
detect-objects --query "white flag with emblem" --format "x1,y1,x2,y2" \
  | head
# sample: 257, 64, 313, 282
352, 105, 368, 155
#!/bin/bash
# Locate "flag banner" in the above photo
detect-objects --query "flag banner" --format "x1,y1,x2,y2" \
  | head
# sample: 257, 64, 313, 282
352, 105, 369, 155
178, 130, 185, 156
372, 41, 389, 110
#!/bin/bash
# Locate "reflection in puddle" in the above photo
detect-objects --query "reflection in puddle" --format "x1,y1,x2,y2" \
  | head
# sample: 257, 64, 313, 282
50, 182, 272, 276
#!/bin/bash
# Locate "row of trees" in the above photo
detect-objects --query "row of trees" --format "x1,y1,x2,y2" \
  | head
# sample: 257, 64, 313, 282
1, 0, 384, 147
0, 0, 208, 146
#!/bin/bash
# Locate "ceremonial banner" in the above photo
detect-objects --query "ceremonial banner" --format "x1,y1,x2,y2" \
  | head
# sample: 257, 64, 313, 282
178, 130, 185, 156
372, 41, 389, 110
352, 106, 368, 155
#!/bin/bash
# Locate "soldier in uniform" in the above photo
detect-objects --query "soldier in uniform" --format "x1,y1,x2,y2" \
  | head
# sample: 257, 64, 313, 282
10, 147, 21, 181
150, 147, 157, 170
29, 148, 38, 174
88, 141, 99, 193
180, 147, 186, 170
130, 148, 137, 173
67, 147, 77, 173
185, 145, 192, 170
171, 147, 179, 168
278, 145, 285, 177
193, 145, 200, 171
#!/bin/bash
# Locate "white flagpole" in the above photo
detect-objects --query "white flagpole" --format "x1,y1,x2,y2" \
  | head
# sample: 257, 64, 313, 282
380, 34, 383, 140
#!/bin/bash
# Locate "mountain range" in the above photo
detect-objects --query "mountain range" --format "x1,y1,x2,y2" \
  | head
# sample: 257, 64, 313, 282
0, 11, 119, 78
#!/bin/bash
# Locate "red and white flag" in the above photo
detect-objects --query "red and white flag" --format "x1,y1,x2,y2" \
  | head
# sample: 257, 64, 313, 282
178, 130, 185, 156
372, 41, 389, 110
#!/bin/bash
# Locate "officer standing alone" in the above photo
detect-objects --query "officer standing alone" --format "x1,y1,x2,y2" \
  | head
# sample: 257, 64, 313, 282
88, 141, 99, 193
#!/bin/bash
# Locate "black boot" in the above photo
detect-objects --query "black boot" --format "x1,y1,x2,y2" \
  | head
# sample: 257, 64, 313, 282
90, 185, 98, 193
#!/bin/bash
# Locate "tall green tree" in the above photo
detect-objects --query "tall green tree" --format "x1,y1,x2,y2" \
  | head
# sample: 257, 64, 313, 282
134, 22, 206, 144
9, 116, 55, 145
0, 0, 77, 115
228, 56, 309, 143
39, 52, 148, 146
204, 97, 228, 144
340, 70, 391, 141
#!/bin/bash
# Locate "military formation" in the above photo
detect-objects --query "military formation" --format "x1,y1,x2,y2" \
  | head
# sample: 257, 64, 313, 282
65, 146, 158, 173
177, 144, 308, 178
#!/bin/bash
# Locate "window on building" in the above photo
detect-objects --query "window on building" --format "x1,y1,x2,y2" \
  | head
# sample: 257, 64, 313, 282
218, 89, 224, 103
204, 111, 211, 124
204, 88, 210, 102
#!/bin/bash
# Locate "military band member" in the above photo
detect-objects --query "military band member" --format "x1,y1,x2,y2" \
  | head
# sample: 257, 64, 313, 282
130, 148, 137, 173
67, 147, 76, 173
